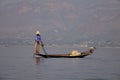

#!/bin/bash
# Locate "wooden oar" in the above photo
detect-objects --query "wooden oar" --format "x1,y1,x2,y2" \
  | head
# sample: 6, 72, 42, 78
41, 41, 48, 58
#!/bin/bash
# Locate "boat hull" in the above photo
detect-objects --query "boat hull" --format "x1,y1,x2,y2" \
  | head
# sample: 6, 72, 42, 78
36, 54, 86, 58
35, 47, 95, 58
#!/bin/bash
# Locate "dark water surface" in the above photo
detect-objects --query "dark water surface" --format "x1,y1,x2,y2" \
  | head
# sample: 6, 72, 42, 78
0, 46, 120, 80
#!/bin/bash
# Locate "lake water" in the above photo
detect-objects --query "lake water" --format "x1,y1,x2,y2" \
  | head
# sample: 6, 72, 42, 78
0, 46, 120, 80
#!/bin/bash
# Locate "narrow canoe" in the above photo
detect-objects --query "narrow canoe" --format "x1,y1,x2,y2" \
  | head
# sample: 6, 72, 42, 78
35, 47, 96, 58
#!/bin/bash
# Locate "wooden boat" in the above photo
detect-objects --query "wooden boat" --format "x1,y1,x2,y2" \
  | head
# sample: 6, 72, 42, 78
35, 47, 96, 58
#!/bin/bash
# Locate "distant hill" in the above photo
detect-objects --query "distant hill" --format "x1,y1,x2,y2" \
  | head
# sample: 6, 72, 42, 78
0, 0, 120, 45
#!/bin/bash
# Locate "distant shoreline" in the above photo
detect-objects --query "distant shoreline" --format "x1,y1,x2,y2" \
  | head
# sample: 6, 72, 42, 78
0, 44, 120, 48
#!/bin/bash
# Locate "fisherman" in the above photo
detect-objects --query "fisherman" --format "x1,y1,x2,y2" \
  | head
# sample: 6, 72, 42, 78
34, 31, 42, 55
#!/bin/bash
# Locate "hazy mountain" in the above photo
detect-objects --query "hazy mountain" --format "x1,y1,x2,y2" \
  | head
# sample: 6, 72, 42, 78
0, 0, 120, 45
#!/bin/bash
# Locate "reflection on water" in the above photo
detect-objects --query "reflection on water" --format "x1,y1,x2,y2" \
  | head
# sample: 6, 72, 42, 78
84, 78, 106, 80
0, 46, 120, 80
35, 58, 40, 64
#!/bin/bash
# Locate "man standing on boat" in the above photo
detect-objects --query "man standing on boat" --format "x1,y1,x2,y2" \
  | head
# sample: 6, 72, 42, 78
34, 31, 42, 55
